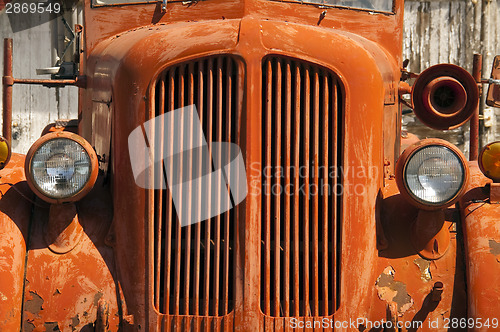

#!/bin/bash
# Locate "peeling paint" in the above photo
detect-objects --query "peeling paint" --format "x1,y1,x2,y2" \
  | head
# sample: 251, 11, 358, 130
375, 266, 414, 316
23, 320, 35, 332
44, 322, 61, 331
93, 291, 103, 307
70, 314, 80, 331
414, 257, 432, 282
489, 239, 500, 255
24, 291, 44, 315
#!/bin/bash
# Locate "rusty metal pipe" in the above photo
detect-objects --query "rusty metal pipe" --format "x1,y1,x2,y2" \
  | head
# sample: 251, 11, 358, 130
3, 38, 13, 145
13, 77, 86, 88
470, 54, 482, 161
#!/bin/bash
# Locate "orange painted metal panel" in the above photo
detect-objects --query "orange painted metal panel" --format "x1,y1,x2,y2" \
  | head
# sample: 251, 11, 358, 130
0, 154, 32, 331
7, 0, 498, 330
20, 180, 120, 331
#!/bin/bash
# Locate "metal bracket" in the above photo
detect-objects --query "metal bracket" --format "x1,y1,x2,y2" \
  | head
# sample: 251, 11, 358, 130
2, 76, 13, 86
56, 16, 76, 67
482, 78, 500, 85
490, 183, 500, 204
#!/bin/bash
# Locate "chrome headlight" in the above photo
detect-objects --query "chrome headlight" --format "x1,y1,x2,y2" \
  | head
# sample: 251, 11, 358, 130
25, 132, 98, 203
396, 139, 468, 209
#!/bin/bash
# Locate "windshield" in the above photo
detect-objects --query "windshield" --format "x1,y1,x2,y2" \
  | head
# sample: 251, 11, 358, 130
93, 0, 156, 5
93, 0, 392, 11
285, 0, 393, 12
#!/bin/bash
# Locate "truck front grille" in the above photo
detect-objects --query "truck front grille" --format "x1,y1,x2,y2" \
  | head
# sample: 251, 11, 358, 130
152, 56, 243, 318
260, 56, 342, 317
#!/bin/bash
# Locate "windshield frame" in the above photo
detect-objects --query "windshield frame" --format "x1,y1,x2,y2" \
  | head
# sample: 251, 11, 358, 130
92, 0, 165, 8
269, 0, 395, 14
91, 0, 394, 12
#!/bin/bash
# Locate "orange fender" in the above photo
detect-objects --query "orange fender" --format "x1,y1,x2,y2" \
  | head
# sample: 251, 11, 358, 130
0, 153, 33, 330
20, 178, 120, 331
461, 162, 500, 331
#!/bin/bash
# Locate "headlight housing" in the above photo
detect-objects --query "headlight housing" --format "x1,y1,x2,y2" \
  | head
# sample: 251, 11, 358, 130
25, 132, 98, 204
396, 139, 468, 209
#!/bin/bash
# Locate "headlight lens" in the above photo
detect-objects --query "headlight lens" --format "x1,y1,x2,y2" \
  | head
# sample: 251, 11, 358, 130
31, 139, 91, 198
26, 132, 98, 203
404, 145, 465, 205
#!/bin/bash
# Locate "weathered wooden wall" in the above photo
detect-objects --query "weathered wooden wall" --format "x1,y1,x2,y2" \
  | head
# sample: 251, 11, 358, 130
402, 0, 500, 155
1, 1, 500, 154
0, 5, 80, 154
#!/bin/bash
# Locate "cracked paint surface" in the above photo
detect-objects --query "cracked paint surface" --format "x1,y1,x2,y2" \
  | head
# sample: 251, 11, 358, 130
375, 266, 414, 316
489, 239, 500, 255
414, 257, 432, 282
24, 291, 43, 315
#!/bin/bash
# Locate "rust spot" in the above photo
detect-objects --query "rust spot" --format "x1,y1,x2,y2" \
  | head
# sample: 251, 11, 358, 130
23, 320, 35, 332
70, 314, 80, 331
414, 257, 432, 282
53, 289, 61, 296
44, 322, 61, 331
24, 291, 44, 315
94, 291, 104, 306
489, 239, 500, 255
375, 266, 414, 316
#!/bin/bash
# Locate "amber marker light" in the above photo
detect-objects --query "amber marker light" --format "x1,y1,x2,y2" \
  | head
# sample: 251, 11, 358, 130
396, 138, 469, 210
479, 141, 500, 182
25, 132, 99, 204
0, 137, 11, 169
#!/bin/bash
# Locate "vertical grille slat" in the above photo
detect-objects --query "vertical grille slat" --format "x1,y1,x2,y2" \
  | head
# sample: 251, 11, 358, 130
153, 56, 242, 318
213, 57, 223, 321
154, 73, 165, 310
222, 59, 232, 317
173, 65, 185, 317
192, 61, 204, 318
332, 75, 340, 311
312, 69, 320, 318
302, 65, 311, 317
263, 59, 273, 317
203, 58, 214, 318
162, 70, 176, 314
283, 60, 292, 318
183, 63, 195, 317
292, 64, 301, 318
261, 56, 342, 318
321, 74, 330, 317
273, 60, 282, 319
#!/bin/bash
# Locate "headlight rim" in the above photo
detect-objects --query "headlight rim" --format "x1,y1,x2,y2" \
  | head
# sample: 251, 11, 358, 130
396, 138, 469, 210
25, 132, 98, 204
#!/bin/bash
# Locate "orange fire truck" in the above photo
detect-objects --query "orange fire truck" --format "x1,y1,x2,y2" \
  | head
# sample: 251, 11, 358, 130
2, 0, 500, 330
